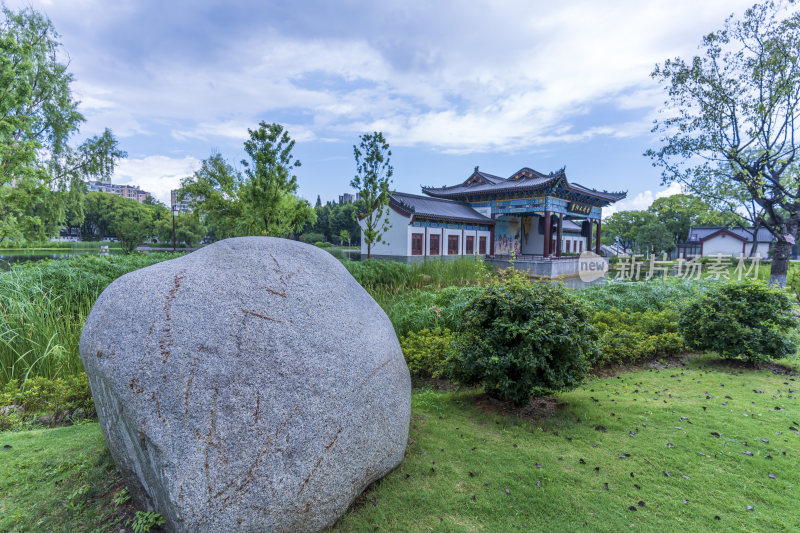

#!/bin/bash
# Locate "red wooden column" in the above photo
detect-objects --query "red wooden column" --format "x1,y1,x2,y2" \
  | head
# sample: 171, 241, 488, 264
543, 211, 551, 256
595, 218, 602, 254
556, 213, 563, 258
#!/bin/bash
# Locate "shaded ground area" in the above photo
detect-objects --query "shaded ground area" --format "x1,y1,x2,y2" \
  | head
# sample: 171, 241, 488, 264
473, 394, 566, 421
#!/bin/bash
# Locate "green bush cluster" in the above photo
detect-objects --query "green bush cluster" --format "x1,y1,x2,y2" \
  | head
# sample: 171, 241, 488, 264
591, 308, 685, 366
679, 280, 798, 363
448, 271, 596, 406
786, 268, 800, 304
0, 374, 94, 430
399, 327, 455, 378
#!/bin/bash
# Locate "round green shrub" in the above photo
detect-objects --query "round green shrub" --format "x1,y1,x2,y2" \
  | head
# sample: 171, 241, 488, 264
679, 280, 798, 363
448, 271, 597, 406
399, 327, 455, 378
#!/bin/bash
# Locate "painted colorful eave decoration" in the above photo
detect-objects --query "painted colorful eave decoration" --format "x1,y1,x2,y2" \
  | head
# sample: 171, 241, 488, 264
421, 167, 627, 214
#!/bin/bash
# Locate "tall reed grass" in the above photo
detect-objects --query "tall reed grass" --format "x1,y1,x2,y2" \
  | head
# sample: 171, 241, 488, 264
0, 253, 179, 385
342, 257, 491, 293
0, 270, 89, 383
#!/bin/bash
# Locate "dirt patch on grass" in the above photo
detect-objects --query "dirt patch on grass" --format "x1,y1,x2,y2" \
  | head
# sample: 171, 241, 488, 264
592, 353, 696, 378
473, 394, 566, 421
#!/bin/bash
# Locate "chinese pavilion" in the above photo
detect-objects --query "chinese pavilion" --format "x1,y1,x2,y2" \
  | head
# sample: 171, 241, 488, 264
420, 166, 626, 258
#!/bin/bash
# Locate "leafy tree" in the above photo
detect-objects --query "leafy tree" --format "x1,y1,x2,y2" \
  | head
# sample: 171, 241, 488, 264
311, 202, 332, 241
179, 153, 245, 240
268, 193, 315, 239
110, 198, 153, 254
81, 191, 116, 240
155, 211, 206, 247
0, 8, 124, 242
648, 1, 800, 285
352, 132, 393, 258
180, 125, 315, 240
602, 211, 649, 251
339, 229, 350, 246
240, 122, 302, 235
634, 214, 674, 255
331, 202, 360, 245
647, 194, 742, 245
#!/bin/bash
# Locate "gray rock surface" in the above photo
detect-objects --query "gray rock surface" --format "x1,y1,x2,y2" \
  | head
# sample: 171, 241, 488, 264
80, 237, 411, 532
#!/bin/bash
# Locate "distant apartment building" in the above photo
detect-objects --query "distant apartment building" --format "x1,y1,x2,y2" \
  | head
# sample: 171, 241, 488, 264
88, 180, 151, 202
339, 193, 355, 205
171, 189, 198, 213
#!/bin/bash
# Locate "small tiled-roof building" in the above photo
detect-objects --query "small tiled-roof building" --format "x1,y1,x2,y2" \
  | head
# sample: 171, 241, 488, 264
359, 166, 626, 258
674, 226, 774, 259
361, 192, 495, 258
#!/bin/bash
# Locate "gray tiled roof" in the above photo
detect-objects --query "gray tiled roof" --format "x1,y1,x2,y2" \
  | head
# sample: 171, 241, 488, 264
686, 226, 774, 243
390, 192, 494, 224
421, 167, 626, 204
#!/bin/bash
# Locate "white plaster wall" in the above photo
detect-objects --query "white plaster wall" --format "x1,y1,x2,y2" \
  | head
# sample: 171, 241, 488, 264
702, 235, 746, 257
421, 228, 490, 256
741, 241, 770, 259
562, 234, 586, 253
359, 208, 410, 256
520, 215, 544, 255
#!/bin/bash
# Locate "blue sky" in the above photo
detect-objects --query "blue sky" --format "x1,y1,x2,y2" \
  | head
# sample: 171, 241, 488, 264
9, 0, 758, 213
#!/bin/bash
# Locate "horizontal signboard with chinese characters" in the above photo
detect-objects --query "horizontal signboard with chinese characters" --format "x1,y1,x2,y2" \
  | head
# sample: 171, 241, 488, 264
567, 201, 593, 215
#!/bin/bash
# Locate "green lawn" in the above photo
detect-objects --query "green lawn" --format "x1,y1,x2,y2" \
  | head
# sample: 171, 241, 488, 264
2, 354, 798, 532
0, 424, 127, 533
333, 354, 800, 532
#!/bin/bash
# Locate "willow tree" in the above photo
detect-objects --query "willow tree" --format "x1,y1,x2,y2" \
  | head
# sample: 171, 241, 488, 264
0, 7, 124, 242
647, 1, 800, 285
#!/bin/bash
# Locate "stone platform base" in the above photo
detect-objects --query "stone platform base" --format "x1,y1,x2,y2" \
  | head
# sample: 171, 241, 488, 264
486, 256, 581, 279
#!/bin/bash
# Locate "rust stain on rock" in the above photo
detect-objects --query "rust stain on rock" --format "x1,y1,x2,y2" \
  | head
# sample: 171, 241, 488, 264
159, 270, 186, 365
184, 355, 200, 419
214, 404, 299, 505
129, 378, 144, 394
264, 287, 287, 298
359, 358, 392, 388
297, 457, 324, 495
151, 392, 166, 423
241, 308, 282, 323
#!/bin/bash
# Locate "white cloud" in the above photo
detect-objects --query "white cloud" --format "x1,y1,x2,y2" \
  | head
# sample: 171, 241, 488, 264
603, 182, 684, 218
8, 0, 763, 154
112, 155, 201, 205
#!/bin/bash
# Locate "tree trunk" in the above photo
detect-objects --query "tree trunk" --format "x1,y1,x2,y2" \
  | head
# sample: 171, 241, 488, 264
367, 241, 371, 259
770, 239, 792, 287
770, 219, 799, 287
749, 220, 761, 257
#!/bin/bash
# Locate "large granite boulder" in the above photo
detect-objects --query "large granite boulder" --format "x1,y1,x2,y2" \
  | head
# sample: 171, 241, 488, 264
80, 237, 411, 532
